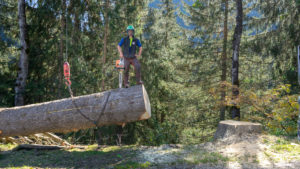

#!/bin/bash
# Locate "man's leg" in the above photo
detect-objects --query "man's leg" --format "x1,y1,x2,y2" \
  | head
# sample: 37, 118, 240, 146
132, 58, 143, 84
123, 58, 131, 87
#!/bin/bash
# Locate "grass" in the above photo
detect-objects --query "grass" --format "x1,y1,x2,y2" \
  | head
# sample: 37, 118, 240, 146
261, 136, 300, 162
176, 153, 228, 165
270, 137, 300, 154
270, 142, 300, 161
0, 142, 229, 168
178, 145, 229, 165
0, 144, 141, 169
1, 134, 299, 168
271, 144, 297, 152
115, 161, 151, 169
0, 143, 17, 151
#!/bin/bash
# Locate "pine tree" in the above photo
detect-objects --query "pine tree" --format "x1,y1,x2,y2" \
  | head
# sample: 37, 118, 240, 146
15, 0, 29, 106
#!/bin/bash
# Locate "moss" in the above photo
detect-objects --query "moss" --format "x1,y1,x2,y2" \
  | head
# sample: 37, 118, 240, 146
0, 143, 17, 151
115, 161, 151, 169
262, 138, 269, 144
271, 143, 300, 155
85, 144, 98, 151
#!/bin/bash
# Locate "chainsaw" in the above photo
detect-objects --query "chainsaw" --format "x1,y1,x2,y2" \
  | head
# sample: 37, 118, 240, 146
115, 58, 125, 88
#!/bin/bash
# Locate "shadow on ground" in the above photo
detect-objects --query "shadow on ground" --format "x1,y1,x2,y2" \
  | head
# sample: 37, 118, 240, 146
0, 146, 145, 169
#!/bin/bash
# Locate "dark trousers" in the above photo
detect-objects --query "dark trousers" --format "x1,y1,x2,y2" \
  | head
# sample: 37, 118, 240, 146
123, 57, 142, 85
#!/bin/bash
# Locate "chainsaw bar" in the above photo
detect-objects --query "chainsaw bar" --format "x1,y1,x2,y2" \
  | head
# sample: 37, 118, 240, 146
115, 58, 125, 88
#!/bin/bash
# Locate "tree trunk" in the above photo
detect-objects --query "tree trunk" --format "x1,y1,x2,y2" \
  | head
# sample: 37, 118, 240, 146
59, 0, 66, 99
101, 0, 109, 91
0, 85, 151, 137
15, 0, 29, 106
164, 0, 169, 47
220, 0, 228, 121
231, 0, 243, 119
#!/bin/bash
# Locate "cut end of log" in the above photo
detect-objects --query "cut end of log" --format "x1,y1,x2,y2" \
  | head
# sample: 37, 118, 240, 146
140, 85, 151, 120
214, 120, 262, 140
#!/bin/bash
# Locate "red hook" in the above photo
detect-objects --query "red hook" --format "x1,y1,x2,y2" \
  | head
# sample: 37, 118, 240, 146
63, 62, 71, 86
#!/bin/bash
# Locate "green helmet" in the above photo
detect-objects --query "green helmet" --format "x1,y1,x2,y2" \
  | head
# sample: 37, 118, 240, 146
126, 25, 134, 31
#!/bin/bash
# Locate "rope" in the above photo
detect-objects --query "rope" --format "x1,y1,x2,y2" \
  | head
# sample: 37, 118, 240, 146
64, 2, 68, 62
63, 1, 111, 128
66, 77, 111, 127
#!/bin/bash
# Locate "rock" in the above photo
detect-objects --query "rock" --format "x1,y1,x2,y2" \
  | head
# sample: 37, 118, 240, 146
214, 120, 262, 140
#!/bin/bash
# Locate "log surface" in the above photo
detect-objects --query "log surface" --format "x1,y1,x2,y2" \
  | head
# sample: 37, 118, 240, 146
0, 85, 151, 137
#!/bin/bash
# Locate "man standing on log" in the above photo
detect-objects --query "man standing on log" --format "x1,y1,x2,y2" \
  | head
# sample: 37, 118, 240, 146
117, 25, 143, 88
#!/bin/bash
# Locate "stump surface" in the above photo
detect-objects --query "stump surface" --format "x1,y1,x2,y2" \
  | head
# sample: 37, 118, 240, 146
214, 120, 262, 140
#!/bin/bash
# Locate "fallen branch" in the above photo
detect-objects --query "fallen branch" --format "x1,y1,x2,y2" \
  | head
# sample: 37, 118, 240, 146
43, 132, 71, 146
5, 137, 21, 144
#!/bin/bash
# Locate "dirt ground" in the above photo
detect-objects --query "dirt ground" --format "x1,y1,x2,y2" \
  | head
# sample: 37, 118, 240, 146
0, 134, 299, 169
136, 134, 300, 169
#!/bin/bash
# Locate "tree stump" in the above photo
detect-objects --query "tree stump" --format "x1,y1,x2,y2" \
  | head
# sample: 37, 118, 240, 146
214, 120, 262, 140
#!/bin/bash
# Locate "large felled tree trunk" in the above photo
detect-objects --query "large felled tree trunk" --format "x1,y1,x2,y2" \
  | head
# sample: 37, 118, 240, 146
15, 0, 29, 106
231, 0, 243, 119
0, 85, 151, 137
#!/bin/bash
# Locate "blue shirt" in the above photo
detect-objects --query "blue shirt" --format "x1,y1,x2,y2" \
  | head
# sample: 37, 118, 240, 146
118, 38, 142, 47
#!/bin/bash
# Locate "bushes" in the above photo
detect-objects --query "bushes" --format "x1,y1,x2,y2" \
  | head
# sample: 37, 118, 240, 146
245, 84, 298, 136
210, 83, 299, 136
264, 85, 298, 136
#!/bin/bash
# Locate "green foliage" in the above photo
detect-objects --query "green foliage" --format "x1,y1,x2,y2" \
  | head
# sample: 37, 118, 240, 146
243, 84, 298, 136
209, 82, 298, 136
265, 85, 298, 136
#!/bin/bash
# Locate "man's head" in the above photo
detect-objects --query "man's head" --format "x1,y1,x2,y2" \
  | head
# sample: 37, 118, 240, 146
127, 25, 134, 36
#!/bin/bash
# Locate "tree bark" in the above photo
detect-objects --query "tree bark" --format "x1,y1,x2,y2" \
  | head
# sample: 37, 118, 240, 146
58, 0, 66, 99
220, 0, 228, 121
15, 0, 29, 106
0, 85, 151, 138
101, 0, 109, 91
231, 0, 243, 119
164, 0, 169, 47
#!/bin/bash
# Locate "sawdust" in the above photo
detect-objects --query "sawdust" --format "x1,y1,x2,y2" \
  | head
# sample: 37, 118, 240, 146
137, 134, 300, 169
138, 144, 183, 164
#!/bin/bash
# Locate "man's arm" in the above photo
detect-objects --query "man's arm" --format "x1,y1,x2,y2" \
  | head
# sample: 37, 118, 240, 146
135, 39, 142, 58
117, 38, 124, 58
117, 45, 123, 58
136, 47, 142, 58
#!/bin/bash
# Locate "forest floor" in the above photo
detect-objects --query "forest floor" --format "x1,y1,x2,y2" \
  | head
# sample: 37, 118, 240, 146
0, 134, 299, 169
